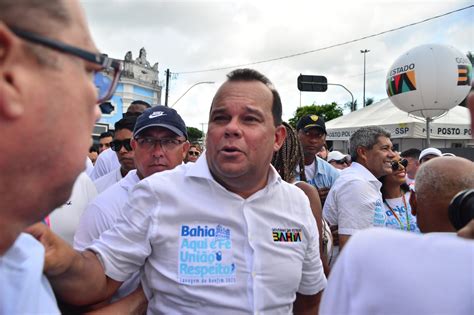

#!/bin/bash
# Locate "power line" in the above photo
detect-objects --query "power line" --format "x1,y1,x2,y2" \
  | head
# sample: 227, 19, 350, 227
176, 5, 473, 74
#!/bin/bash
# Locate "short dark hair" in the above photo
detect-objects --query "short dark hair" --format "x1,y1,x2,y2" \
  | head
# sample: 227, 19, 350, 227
225, 68, 283, 126
401, 148, 421, 160
99, 131, 114, 139
350, 126, 391, 162
114, 116, 137, 132
130, 100, 151, 108
89, 145, 99, 153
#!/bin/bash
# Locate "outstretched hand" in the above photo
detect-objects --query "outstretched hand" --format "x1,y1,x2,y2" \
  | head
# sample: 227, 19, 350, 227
25, 222, 78, 277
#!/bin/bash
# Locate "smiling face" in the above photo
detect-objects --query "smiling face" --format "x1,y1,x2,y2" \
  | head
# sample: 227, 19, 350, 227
359, 136, 395, 178
205, 80, 286, 197
385, 153, 407, 186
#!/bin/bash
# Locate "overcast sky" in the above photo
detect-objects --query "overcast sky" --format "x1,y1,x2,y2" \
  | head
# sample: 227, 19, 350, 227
81, 0, 473, 130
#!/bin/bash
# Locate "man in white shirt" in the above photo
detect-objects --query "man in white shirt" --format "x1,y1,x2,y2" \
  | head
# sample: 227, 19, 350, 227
49, 172, 98, 245
323, 126, 396, 250
29, 68, 327, 314
74, 105, 190, 302
90, 100, 151, 180
320, 156, 474, 315
0, 0, 117, 313
93, 116, 137, 193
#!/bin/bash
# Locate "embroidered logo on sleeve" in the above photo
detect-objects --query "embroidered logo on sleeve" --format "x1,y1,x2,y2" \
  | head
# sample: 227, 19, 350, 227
178, 224, 236, 285
272, 228, 302, 242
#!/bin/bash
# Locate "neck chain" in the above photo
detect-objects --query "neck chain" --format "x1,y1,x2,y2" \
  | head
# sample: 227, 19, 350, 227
384, 193, 411, 231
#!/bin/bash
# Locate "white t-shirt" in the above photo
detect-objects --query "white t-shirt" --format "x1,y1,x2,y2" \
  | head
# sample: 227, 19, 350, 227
85, 157, 94, 178
323, 162, 383, 235
94, 167, 123, 194
89, 157, 326, 314
0, 233, 60, 314
90, 148, 120, 180
320, 228, 474, 315
49, 172, 98, 245
74, 170, 140, 301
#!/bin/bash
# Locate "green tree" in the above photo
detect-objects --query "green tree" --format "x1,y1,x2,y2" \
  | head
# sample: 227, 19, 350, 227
288, 102, 344, 129
186, 127, 203, 142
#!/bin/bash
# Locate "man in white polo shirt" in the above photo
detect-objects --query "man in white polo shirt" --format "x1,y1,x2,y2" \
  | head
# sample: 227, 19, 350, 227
323, 126, 396, 250
73, 105, 189, 303
28, 68, 327, 314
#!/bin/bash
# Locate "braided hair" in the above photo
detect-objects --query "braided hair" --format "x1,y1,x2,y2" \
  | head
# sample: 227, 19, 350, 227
271, 122, 307, 182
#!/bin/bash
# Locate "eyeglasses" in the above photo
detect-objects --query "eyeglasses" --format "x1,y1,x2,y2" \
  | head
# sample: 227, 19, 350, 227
135, 137, 184, 152
10, 27, 123, 104
188, 150, 200, 157
391, 158, 408, 171
110, 139, 133, 152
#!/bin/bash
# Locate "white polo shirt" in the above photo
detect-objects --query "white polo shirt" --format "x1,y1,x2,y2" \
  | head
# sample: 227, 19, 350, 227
74, 170, 141, 301
0, 233, 60, 314
320, 228, 474, 315
323, 162, 383, 235
49, 172, 98, 245
90, 148, 120, 180
93, 167, 123, 194
89, 157, 326, 314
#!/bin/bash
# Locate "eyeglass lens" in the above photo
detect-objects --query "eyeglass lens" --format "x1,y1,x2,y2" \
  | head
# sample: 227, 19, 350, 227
136, 138, 183, 151
94, 72, 113, 103
111, 139, 132, 152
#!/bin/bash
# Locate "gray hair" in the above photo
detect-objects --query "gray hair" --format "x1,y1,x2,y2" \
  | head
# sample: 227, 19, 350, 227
349, 126, 391, 162
415, 157, 474, 205
0, 0, 71, 65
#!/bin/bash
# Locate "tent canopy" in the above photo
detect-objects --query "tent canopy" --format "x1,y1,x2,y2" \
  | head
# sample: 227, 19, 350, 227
326, 98, 472, 141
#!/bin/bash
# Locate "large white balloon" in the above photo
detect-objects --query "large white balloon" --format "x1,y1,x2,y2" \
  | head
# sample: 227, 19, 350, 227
386, 44, 472, 118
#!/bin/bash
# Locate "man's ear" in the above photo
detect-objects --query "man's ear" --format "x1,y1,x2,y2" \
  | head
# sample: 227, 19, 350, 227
182, 141, 191, 159
410, 191, 417, 216
0, 23, 26, 119
273, 124, 287, 152
356, 146, 368, 163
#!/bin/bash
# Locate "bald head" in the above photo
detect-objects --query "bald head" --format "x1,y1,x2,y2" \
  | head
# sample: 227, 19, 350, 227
414, 157, 474, 233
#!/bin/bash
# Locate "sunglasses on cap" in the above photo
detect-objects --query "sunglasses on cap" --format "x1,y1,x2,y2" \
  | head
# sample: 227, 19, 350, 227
110, 139, 133, 152
391, 158, 408, 171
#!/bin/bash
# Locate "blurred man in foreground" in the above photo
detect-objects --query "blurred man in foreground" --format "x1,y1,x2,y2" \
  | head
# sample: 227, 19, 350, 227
0, 0, 121, 313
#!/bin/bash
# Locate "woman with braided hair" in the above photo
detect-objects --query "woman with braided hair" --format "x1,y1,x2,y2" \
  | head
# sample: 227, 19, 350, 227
272, 122, 332, 275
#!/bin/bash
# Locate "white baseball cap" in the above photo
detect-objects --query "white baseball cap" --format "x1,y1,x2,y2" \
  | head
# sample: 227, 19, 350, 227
328, 151, 349, 163
419, 147, 442, 161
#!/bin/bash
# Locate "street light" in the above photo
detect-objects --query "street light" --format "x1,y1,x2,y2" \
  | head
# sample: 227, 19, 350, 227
170, 81, 215, 108
360, 49, 370, 108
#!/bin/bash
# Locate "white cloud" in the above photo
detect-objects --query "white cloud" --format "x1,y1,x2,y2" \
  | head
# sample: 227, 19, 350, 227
81, 0, 474, 129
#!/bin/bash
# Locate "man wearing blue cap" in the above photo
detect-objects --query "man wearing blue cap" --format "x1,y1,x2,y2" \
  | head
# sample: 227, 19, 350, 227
73, 105, 189, 308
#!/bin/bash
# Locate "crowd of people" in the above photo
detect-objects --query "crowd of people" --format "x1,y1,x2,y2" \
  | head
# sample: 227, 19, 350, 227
1, 1, 473, 314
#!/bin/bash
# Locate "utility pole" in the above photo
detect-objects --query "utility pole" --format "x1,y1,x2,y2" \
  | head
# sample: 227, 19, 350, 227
164, 69, 170, 107
360, 49, 370, 107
